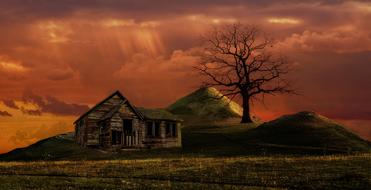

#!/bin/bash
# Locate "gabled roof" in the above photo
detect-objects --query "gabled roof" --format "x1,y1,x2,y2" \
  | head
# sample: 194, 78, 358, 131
73, 90, 143, 124
99, 101, 127, 121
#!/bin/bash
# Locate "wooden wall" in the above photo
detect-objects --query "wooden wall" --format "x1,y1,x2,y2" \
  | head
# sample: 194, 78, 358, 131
100, 119, 111, 148
108, 112, 144, 148
142, 120, 182, 148
75, 94, 182, 149
75, 117, 86, 146
77, 95, 125, 146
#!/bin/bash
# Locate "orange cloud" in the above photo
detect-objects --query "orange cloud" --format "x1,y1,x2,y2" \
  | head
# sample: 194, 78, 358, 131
268, 17, 300, 24
0, 0, 370, 153
185, 14, 237, 25
37, 21, 73, 43
348, 1, 371, 13
113, 48, 201, 106
277, 29, 371, 53
0, 56, 27, 73
0, 101, 78, 153
101, 19, 136, 27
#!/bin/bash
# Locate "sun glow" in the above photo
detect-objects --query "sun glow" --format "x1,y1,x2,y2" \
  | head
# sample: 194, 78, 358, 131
0, 57, 26, 73
38, 21, 72, 43
186, 15, 236, 24
0, 102, 75, 154
268, 18, 300, 24
140, 21, 160, 28
349, 1, 371, 12
102, 19, 136, 27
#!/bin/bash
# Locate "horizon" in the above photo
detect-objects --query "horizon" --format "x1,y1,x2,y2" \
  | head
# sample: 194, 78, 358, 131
0, 0, 370, 153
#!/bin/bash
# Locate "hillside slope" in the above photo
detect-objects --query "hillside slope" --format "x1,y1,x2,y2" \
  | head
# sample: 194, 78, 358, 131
1, 111, 369, 161
0, 133, 107, 161
245, 111, 371, 152
168, 87, 243, 119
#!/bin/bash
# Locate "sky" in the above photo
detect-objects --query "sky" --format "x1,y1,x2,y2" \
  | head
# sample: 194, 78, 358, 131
0, 0, 370, 153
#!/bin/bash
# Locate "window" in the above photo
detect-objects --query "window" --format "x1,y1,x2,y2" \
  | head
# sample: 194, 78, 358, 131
146, 122, 153, 136
171, 123, 177, 137
146, 121, 161, 137
112, 130, 122, 145
155, 122, 160, 137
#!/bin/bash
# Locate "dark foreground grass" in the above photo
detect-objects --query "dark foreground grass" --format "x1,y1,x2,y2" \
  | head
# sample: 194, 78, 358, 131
0, 154, 370, 189
0, 175, 280, 190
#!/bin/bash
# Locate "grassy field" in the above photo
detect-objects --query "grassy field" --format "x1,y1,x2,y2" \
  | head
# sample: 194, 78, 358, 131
0, 117, 370, 189
0, 154, 370, 189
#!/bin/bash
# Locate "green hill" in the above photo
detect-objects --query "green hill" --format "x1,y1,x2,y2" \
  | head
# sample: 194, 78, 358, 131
244, 111, 371, 152
167, 87, 243, 119
0, 133, 108, 161
1, 111, 369, 161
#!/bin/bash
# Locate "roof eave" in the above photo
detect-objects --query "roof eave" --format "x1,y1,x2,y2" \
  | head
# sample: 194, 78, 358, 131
73, 90, 125, 124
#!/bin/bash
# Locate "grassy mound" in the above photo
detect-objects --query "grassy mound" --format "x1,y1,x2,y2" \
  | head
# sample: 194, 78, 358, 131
245, 111, 371, 152
1, 111, 369, 161
0, 133, 107, 161
168, 87, 242, 119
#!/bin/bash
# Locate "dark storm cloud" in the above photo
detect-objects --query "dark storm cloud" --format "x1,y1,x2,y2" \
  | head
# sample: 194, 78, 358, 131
0, 0, 370, 154
0, 0, 369, 141
0, 110, 12, 117
2, 99, 19, 109
20, 107, 42, 116
0, 0, 362, 21
22, 90, 89, 116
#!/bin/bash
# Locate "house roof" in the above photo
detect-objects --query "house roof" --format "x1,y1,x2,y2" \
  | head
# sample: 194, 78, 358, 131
136, 107, 182, 121
73, 90, 143, 124
99, 101, 126, 121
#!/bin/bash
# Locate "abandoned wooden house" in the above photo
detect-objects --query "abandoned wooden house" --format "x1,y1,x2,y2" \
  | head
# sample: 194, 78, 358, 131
74, 91, 182, 149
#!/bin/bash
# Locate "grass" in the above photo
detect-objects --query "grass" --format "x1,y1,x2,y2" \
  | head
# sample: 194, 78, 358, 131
0, 154, 370, 189
247, 111, 371, 152
1, 116, 370, 161
0, 114, 370, 189
167, 87, 243, 119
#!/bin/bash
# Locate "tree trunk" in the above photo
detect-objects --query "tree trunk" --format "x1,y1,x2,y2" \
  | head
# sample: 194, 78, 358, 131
241, 92, 253, 123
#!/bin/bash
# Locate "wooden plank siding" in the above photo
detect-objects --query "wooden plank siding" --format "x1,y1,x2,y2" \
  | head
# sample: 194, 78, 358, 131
86, 95, 124, 146
142, 120, 182, 148
74, 91, 182, 150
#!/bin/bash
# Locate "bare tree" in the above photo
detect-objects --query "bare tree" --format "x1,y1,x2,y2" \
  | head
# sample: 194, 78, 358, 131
196, 23, 294, 123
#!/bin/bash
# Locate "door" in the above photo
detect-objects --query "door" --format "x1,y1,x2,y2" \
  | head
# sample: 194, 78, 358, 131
112, 130, 122, 145
123, 119, 135, 146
